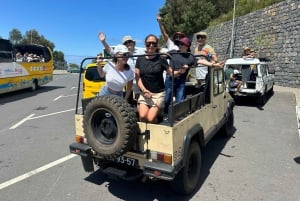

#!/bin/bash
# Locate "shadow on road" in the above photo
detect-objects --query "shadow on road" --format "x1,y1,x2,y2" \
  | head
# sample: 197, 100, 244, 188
84, 131, 235, 200
233, 91, 274, 110
294, 156, 300, 164
0, 86, 65, 105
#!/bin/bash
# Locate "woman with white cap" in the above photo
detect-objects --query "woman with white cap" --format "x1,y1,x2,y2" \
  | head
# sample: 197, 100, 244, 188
98, 32, 145, 101
97, 44, 134, 101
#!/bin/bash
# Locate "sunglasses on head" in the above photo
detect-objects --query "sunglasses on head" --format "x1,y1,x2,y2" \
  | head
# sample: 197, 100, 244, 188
197, 35, 206, 40
145, 41, 158, 47
124, 40, 134, 46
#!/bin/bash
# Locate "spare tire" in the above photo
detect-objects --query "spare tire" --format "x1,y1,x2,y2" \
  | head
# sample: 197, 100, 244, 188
83, 95, 138, 158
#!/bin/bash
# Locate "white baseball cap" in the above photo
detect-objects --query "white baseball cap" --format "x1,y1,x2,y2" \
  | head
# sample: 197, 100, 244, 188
114, 44, 129, 54
122, 35, 134, 44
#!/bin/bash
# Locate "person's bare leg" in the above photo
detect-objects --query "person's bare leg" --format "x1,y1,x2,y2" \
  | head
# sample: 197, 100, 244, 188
138, 104, 150, 122
147, 106, 160, 123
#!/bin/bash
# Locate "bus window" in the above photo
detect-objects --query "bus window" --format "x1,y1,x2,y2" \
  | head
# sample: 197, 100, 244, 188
0, 39, 13, 62
13, 44, 52, 63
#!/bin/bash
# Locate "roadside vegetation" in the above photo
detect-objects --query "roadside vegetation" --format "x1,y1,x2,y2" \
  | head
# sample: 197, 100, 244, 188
158, 0, 284, 40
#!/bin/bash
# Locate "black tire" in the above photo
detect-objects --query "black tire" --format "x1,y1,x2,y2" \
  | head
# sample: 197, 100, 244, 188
269, 85, 274, 95
170, 141, 201, 195
83, 95, 138, 158
220, 109, 234, 137
31, 80, 38, 91
258, 93, 267, 105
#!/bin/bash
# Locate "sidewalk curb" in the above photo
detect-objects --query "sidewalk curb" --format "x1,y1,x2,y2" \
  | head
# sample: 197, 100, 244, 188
274, 85, 300, 138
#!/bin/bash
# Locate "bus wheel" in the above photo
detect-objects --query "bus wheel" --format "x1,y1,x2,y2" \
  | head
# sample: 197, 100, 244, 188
31, 80, 38, 91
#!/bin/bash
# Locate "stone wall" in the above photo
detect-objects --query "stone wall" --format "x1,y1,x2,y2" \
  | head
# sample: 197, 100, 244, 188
192, 0, 300, 88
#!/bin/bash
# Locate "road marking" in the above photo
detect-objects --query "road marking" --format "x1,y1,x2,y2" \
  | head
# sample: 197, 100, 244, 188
0, 154, 77, 190
9, 108, 77, 129
29, 108, 76, 120
9, 114, 35, 130
53, 94, 77, 101
53, 95, 63, 101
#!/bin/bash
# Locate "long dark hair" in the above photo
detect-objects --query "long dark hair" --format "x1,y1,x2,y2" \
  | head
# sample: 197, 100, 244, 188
112, 56, 130, 70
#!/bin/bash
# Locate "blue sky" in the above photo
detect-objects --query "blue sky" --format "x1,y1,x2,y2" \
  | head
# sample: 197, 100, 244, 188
0, 0, 165, 65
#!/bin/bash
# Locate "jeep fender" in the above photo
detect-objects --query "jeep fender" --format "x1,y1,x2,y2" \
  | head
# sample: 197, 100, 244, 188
176, 124, 204, 171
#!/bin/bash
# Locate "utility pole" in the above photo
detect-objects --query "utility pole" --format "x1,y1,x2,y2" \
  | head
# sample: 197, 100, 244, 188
230, 0, 236, 58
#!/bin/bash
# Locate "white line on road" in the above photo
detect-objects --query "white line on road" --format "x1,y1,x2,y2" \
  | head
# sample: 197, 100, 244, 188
0, 154, 77, 190
29, 108, 76, 120
9, 108, 76, 129
53, 95, 63, 101
9, 114, 35, 130
53, 94, 77, 101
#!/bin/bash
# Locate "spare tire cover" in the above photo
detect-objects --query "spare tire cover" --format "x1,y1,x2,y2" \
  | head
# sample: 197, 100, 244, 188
83, 95, 138, 158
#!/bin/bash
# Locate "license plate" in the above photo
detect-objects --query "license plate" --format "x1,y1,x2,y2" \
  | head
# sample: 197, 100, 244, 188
109, 155, 138, 167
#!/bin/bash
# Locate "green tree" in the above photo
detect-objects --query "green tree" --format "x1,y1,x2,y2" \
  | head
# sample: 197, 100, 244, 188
20, 29, 55, 50
158, 0, 215, 37
69, 63, 79, 68
53, 50, 65, 62
9, 29, 22, 44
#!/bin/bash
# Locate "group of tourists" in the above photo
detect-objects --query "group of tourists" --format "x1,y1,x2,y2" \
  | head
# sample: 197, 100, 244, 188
95, 15, 224, 124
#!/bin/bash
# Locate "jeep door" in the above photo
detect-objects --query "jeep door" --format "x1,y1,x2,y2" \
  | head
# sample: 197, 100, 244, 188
265, 63, 274, 92
211, 69, 226, 125
259, 64, 269, 94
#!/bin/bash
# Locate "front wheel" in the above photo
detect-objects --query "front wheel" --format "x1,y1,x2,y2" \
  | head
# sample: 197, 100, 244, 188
220, 109, 234, 137
170, 141, 201, 195
31, 80, 38, 91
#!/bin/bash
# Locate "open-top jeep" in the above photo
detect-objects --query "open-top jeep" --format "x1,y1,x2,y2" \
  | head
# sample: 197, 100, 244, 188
69, 55, 235, 195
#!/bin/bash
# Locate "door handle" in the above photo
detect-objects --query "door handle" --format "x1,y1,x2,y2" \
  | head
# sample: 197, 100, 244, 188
213, 105, 217, 108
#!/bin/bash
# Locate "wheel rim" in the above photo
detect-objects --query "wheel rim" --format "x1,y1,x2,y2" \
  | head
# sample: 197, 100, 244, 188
91, 108, 118, 144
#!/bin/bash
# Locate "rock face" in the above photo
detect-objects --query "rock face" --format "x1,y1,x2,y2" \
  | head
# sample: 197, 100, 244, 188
192, 0, 300, 88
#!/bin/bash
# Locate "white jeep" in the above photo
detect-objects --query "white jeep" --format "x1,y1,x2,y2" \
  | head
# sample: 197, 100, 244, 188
70, 55, 235, 195
224, 58, 275, 104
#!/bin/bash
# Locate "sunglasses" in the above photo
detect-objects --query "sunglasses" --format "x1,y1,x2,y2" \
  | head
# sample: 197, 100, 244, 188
145, 41, 158, 47
124, 40, 134, 46
197, 35, 206, 40
178, 42, 187, 47
117, 53, 130, 57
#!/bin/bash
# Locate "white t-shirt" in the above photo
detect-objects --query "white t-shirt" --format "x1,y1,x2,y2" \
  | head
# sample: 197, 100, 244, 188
103, 61, 134, 91
110, 47, 145, 84
166, 38, 179, 51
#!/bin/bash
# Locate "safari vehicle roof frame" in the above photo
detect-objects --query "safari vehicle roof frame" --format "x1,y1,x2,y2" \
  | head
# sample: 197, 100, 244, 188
76, 53, 204, 127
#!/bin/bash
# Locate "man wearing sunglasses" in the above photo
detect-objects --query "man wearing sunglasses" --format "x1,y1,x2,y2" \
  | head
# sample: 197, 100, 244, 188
194, 31, 218, 86
98, 32, 145, 101
157, 14, 185, 51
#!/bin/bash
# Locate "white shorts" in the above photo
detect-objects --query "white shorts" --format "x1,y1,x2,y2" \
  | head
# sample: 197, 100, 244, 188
196, 66, 208, 80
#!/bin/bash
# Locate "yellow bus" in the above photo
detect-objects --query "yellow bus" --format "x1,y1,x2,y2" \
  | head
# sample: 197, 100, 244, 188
0, 39, 54, 94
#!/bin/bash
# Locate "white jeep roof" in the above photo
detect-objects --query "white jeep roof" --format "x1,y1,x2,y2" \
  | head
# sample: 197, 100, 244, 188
225, 58, 260, 65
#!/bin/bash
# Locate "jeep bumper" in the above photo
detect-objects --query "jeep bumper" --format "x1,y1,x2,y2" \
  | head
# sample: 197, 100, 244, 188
143, 162, 176, 181
69, 142, 94, 172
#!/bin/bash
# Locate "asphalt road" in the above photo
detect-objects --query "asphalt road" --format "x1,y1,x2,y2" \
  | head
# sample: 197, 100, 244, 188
0, 73, 299, 201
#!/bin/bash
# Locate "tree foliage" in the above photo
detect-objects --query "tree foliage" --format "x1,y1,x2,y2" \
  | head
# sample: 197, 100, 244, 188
158, 0, 233, 38
69, 63, 79, 68
9, 29, 22, 45
210, 0, 284, 25
159, 0, 283, 37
